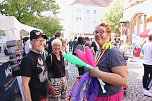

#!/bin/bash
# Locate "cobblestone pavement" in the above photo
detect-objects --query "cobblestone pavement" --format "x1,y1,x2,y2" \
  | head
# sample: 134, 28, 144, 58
68, 60, 152, 101
123, 61, 152, 101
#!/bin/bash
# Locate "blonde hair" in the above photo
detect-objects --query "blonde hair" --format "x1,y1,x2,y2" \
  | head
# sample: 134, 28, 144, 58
61, 39, 68, 46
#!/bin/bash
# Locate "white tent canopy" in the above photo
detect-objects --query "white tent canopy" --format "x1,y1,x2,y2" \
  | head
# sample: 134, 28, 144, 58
0, 16, 42, 56
0, 16, 42, 41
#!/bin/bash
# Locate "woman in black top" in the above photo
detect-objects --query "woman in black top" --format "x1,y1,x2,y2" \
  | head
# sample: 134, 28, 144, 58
46, 39, 67, 101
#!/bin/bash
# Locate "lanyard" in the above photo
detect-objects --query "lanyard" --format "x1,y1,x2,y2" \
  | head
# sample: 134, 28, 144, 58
95, 49, 106, 65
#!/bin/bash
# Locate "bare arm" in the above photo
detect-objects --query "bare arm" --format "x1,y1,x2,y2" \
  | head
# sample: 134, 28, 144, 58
21, 76, 32, 101
90, 66, 128, 86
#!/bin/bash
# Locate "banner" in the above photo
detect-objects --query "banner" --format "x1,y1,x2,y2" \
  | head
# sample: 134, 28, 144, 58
0, 61, 20, 101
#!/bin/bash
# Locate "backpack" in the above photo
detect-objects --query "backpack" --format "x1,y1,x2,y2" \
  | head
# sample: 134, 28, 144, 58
49, 54, 52, 65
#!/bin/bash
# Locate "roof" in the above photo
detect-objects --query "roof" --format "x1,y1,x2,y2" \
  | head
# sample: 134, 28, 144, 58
71, 0, 113, 7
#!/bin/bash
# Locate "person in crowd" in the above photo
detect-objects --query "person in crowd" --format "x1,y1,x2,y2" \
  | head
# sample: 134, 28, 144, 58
47, 32, 62, 54
91, 39, 97, 55
113, 38, 117, 47
90, 23, 128, 101
22, 37, 29, 56
24, 38, 31, 54
74, 37, 85, 76
141, 34, 152, 97
42, 38, 49, 60
68, 39, 73, 52
72, 37, 77, 55
20, 30, 49, 101
46, 39, 67, 101
84, 37, 91, 47
61, 39, 69, 81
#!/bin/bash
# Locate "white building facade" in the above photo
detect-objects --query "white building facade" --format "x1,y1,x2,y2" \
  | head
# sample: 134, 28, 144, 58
71, 1, 110, 38
122, 0, 152, 44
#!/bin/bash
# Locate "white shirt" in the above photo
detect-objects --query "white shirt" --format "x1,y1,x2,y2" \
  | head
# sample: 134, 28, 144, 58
142, 41, 152, 65
24, 39, 31, 54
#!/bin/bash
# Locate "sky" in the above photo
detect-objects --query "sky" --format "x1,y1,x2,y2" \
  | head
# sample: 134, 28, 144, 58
55, 0, 75, 17
55, 0, 75, 38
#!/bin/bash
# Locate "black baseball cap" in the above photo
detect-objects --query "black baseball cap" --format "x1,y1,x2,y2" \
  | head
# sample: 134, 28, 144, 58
30, 30, 47, 40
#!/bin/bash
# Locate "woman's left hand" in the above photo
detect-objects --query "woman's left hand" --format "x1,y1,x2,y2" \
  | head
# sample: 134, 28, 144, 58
90, 67, 100, 78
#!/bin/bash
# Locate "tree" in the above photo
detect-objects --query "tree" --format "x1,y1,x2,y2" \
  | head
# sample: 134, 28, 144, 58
102, 0, 123, 34
0, 0, 59, 20
0, 0, 62, 37
27, 16, 63, 38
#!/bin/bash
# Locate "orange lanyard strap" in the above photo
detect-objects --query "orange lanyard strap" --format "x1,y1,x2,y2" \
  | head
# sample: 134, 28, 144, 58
95, 49, 106, 65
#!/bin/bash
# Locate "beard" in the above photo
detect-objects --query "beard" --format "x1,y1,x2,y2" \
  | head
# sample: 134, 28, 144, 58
34, 46, 45, 53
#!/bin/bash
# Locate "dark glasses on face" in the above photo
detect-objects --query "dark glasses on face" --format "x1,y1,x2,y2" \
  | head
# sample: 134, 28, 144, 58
93, 29, 106, 35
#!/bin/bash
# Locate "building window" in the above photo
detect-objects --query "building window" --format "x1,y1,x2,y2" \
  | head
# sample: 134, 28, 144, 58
76, 17, 81, 21
93, 10, 96, 14
87, 10, 90, 14
76, 8, 81, 12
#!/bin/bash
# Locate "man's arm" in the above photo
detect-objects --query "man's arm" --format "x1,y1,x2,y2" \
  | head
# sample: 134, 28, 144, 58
21, 76, 32, 101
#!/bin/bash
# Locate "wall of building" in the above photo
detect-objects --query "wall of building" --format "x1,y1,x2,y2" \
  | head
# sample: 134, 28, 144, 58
123, 0, 152, 22
72, 4, 108, 36
122, 0, 152, 44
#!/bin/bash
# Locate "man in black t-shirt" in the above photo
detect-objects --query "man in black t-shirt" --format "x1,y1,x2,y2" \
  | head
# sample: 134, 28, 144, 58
20, 30, 49, 101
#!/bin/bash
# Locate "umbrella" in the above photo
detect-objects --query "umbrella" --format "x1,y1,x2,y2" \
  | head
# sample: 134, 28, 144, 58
140, 29, 152, 37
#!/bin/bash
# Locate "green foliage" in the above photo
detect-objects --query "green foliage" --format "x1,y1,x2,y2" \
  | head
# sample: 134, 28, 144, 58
0, 0, 62, 37
26, 17, 62, 38
102, 0, 123, 34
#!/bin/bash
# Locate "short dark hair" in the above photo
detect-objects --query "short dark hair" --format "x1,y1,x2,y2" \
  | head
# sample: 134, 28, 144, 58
84, 37, 90, 41
149, 34, 152, 41
74, 37, 77, 40
78, 37, 84, 44
55, 32, 61, 37
22, 37, 29, 43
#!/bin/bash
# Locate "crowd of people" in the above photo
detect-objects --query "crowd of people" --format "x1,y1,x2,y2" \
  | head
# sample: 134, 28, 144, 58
18, 22, 129, 101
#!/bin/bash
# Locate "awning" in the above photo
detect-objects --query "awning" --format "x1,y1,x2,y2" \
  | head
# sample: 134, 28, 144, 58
119, 18, 129, 23
147, 16, 152, 23
140, 29, 152, 37
0, 16, 42, 37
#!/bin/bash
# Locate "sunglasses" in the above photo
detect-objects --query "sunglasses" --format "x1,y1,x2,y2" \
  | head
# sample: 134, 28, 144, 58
93, 29, 107, 35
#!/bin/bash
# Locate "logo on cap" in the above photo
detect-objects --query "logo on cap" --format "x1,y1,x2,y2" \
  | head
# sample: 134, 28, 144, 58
35, 32, 41, 35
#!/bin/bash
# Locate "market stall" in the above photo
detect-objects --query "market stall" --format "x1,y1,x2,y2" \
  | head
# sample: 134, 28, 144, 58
0, 15, 42, 101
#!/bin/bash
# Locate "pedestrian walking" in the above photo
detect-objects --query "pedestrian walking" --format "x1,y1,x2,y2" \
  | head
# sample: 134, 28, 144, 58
141, 34, 152, 97
72, 37, 77, 55
91, 39, 97, 55
46, 39, 67, 101
68, 39, 73, 52
20, 30, 49, 101
90, 23, 128, 101
74, 37, 85, 76
61, 39, 69, 81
